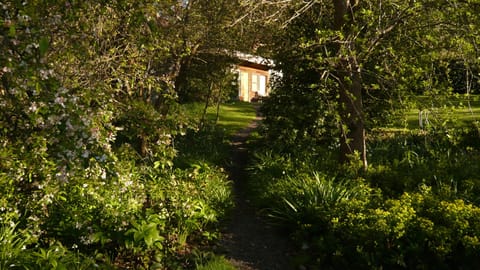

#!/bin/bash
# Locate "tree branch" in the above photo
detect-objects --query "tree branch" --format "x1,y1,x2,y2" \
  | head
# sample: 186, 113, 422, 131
360, 4, 418, 61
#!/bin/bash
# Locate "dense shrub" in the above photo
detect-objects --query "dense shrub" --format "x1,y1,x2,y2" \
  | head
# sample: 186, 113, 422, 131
248, 128, 480, 269
367, 130, 480, 200
0, 2, 237, 268
1, 159, 233, 269
303, 187, 480, 269
174, 124, 231, 168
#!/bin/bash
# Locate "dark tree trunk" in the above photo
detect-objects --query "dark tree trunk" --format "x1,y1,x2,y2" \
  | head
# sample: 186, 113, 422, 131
338, 66, 367, 168
333, 0, 367, 169
215, 86, 223, 124
200, 81, 214, 129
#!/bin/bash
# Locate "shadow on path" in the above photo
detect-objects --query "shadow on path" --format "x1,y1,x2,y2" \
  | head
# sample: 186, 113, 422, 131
217, 112, 294, 270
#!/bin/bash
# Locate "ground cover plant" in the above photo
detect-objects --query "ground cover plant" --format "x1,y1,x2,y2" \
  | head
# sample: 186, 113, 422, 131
247, 95, 480, 269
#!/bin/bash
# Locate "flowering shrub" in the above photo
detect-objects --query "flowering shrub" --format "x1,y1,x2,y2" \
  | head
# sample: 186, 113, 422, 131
1, 1, 234, 268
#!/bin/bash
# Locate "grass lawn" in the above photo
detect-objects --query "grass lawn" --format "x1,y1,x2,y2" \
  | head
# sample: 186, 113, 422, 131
183, 101, 258, 135
391, 95, 480, 130
399, 107, 480, 130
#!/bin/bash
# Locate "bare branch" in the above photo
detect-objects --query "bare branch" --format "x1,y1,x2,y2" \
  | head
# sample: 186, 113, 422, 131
230, 0, 320, 28
281, 0, 318, 27
360, 3, 419, 61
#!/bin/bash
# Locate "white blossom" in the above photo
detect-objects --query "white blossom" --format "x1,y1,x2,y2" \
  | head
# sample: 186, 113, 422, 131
28, 102, 38, 112
54, 96, 65, 108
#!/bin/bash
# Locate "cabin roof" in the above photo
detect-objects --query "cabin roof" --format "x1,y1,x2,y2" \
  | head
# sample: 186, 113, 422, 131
238, 61, 270, 71
234, 51, 274, 70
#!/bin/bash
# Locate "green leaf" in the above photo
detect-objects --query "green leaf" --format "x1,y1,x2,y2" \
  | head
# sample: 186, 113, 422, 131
144, 223, 161, 247
8, 24, 16, 37
39, 37, 50, 57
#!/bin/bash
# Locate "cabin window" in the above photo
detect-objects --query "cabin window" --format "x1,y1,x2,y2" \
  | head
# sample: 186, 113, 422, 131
251, 74, 258, 95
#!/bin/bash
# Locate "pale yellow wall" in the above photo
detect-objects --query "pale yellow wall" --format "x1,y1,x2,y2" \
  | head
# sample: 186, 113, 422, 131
238, 66, 270, 102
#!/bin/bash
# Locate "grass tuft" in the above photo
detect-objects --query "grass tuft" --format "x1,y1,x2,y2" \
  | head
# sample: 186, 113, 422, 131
196, 255, 236, 270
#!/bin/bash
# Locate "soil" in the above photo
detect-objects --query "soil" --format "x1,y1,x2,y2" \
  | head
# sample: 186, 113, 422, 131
217, 112, 295, 270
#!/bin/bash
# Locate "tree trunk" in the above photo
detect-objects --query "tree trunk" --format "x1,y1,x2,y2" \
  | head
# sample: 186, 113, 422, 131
338, 67, 367, 168
200, 81, 214, 129
333, 0, 367, 169
215, 86, 223, 124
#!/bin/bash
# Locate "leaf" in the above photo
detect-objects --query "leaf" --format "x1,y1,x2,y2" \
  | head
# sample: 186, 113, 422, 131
154, 241, 163, 250
144, 223, 162, 247
283, 198, 298, 213
8, 24, 16, 37
39, 37, 50, 57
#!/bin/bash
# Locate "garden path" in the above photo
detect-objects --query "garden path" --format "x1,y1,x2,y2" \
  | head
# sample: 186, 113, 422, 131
217, 110, 294, 270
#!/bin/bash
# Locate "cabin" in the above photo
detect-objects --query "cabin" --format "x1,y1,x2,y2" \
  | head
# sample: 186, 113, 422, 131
235, 53, 274, 102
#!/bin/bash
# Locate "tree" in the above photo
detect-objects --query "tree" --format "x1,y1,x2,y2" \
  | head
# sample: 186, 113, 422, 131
253, 0, 480, 169
160, 0, 253, 103
0, 0, 194, 249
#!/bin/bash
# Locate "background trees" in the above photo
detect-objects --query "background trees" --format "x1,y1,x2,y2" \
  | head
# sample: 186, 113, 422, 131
247, 2, 480, 268
259, 0, 480, 168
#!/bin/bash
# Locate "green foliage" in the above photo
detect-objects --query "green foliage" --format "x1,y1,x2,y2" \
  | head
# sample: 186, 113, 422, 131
307, 188, 480, 269
248, 110, 480, 269
175, 125, 231, 168
260, 0, 480, 166
177, 54, 239, 104
267, 173, 374, 231
247, 2, 480, 267
176, 101, 257, 167
249, 147, 480, 268
0, 219, 30, 269
30, 242, 99, 270
113, 100, 183, 162
196, 255, 236, 270
0, 1, 238, 268
0, 218, 100, 270
367, 129, 480, 199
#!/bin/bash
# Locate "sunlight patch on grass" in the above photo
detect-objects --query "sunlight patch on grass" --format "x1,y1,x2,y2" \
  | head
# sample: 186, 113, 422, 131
211, 102, 257, 135
391, 95, 480, 130
196, 256, 237, 270
183, 101, 257, 135
397, 108, 480, 130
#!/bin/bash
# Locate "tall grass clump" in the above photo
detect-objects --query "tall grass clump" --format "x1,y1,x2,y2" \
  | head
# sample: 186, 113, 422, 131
0, 219, 30, 269
195, 255, 236, 270
267, 173, 373, 229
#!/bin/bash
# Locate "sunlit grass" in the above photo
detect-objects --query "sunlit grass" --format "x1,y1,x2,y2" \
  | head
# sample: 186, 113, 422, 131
183, 101, 258, 135
399, 108, 480, 130
389, 95, 480, 130
196, 256, 236, 270
213, 102, 257, 135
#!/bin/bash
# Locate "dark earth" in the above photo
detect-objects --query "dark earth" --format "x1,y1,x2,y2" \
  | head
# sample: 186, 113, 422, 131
217, 113, 295, 270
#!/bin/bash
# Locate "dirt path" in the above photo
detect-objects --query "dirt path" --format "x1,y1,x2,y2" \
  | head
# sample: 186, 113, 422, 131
217, 114, 294, 270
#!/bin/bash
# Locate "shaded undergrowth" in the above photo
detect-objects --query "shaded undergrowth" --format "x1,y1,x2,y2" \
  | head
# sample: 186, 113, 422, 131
247, 125, 480, 269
